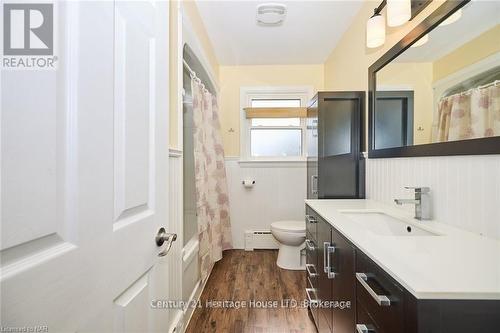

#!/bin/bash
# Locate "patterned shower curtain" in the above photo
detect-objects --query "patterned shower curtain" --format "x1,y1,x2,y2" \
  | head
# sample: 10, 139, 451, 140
433, 83, 500, 142
191, 77, 232, 283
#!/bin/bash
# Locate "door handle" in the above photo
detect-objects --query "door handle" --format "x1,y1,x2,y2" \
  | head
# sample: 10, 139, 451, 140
323, 242, 329, 273
356, 273, 391, 306
156, 227, 177, 257
305, 215, 317, 224
305, 264, 318, 278
305, 239, 315, 251
326, 244, 336, 279
323, 242, 336, 278
311, 175, 318, 195
305, 288, 318, 306
356, 324, 376, 333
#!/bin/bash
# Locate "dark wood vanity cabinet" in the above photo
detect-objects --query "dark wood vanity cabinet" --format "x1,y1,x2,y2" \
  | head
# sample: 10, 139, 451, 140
317, 217, 333, 332
356, 249, 500, 333
305, 205, 500, 333
305, 207, 319, 326
355, 251, 406, 333
305, 208, 356, 333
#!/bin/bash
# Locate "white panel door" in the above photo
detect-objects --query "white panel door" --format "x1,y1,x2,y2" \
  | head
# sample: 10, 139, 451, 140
0, 1, 172, 332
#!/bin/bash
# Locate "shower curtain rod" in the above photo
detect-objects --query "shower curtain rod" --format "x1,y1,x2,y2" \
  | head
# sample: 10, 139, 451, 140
443, 79, 500, 99
183, 59, 211, 91
183, 59, 196, 77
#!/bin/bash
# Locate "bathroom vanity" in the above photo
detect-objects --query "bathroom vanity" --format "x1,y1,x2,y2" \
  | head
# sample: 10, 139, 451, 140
305, 199, 500, 333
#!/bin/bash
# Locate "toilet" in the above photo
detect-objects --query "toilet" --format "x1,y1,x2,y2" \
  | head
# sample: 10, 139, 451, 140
270, 220, 306, 270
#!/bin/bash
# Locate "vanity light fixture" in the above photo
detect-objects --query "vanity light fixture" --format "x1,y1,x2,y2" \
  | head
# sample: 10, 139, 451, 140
387, 0, 412, 27
411, 34, 429, 47
439, 9, 462, 26
367, 12, 386, 48
365, 0, 432, 48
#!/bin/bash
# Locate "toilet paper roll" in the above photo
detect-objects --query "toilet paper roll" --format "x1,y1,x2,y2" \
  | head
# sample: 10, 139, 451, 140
242, 179, 255, 188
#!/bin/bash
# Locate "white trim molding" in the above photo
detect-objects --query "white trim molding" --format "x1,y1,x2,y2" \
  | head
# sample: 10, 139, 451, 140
239, 86, 314, 162
167, 149, 184, 332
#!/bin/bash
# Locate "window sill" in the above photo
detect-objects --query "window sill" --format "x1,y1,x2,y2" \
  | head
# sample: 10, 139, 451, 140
237, 159, 307, 168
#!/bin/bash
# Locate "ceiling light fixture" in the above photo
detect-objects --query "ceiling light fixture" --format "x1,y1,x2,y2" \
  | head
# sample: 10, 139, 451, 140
387, 0, 412, 27
256, 3, 287, 27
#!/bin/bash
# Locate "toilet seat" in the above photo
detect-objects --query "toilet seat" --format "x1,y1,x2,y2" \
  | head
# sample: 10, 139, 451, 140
271, 220, 305, 233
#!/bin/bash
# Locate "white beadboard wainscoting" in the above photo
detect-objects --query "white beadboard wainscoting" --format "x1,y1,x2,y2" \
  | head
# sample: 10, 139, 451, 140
225, 158, 307, 249
366, 155, 500, 240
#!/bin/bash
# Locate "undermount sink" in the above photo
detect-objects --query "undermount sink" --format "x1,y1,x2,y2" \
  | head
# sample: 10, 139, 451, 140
340, 211, 440, 237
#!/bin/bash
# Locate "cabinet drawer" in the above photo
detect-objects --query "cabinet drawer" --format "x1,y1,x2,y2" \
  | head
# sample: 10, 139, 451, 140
356, 252, 404, 333
305, 207, 318, 239
305, 238, 318, 284
356, 301, 379, 333
306, 274, 319, 326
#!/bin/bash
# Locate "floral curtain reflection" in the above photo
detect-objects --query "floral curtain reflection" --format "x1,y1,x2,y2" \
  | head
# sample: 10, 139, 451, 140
433, 81, 500, 142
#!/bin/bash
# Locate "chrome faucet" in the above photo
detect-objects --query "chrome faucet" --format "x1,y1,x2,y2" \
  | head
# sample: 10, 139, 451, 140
394, 187, 431, 220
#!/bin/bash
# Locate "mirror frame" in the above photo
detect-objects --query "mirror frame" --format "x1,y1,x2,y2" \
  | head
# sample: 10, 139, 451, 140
368, 0, 500, 158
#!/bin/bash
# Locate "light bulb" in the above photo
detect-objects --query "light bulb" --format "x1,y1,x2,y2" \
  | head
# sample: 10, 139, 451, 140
440, 9, 462, 26
411, 34, 429, 48
366, 14, 386, 48
387, 0, 411, 27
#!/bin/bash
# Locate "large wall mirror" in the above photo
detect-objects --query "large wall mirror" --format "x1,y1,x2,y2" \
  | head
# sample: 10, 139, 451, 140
369, 0, 500, 158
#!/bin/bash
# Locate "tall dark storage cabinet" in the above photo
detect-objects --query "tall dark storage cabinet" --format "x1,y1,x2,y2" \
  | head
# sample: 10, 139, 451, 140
307, 91, 365, 199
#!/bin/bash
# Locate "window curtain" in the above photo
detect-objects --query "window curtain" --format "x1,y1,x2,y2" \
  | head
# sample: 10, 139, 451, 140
433, 83, 500, 142
191, 77, 232, 283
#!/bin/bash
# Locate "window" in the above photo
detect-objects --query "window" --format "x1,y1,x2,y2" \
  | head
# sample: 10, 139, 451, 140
240, 88, 311, 161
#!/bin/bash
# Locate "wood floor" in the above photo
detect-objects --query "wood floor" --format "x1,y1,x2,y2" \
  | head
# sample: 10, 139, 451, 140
185, 250, 317, 333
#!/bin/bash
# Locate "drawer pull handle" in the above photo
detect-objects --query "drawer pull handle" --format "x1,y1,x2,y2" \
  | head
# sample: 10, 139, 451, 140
356, 273, 391, 306
311, 175, 318, 195
305, 288, 318, 305
306, 215, 317, 224
305, 239, 315, 251
324, 242, 336, 278
356, 324, 375, 333
305, 264, 318, 277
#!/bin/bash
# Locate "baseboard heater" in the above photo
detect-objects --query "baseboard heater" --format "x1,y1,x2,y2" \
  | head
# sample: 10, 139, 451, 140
244, 230, 279, 251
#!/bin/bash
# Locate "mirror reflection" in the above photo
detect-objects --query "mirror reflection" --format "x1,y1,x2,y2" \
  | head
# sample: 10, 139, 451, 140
374, 1, 500, 150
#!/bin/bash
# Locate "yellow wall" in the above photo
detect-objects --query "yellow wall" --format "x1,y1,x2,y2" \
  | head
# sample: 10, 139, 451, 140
377, 62, 434, 144
169, 1, 220, 150
324, 0, 445, 91
433, 24, 500, 82
218, 64, 325, 156
323, 0, 446, 148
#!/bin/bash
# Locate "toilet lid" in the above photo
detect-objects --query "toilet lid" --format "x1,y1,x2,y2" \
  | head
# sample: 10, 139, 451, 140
271, 220, 305, 233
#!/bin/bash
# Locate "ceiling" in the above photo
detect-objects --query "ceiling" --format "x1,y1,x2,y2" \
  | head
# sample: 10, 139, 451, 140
195, 0, 363, 66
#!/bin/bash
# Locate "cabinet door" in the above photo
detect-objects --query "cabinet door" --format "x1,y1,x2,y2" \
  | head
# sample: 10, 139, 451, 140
317, 218, 333, 333
307, 98, 318, 199
331, 227, 356, 333
317, 92, 364, 199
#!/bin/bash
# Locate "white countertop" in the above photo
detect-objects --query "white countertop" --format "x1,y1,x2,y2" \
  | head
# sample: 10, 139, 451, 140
305, 199, 500, 300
